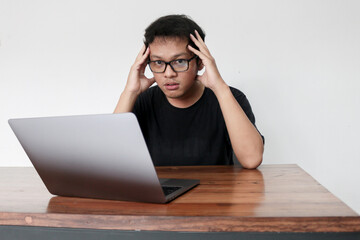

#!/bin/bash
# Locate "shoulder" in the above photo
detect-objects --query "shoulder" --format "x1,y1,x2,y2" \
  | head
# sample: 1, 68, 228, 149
201, 86, 248, 105
135, 85, 163, 104
139, 85, 162, 98
133, 85, 163, 116
228, 86, 247, 100
228, 86, 252, 106
227, 86, 255, 120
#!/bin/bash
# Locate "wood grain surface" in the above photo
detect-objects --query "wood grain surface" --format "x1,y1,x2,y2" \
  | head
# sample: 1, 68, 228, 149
0, 165, 359, 232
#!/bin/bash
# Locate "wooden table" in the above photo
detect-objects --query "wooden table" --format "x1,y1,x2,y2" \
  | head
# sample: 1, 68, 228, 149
0, 164, 359, 239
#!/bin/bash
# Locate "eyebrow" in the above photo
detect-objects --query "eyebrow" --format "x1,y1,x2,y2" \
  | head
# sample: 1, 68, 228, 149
150, 53, 190, 60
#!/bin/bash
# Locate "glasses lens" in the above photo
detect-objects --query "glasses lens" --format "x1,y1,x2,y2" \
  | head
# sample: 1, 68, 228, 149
171, 59, 188, 72
149, 61, 166, 73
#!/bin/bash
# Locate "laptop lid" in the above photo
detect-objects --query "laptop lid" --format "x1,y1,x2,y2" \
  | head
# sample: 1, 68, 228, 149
8, 113, 199, 203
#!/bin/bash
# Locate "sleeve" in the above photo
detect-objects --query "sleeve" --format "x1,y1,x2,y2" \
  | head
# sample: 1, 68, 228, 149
132, 94, 143, 120
230, 87, 265, 144
131, 86, 158, 133
132, 88, 152, 127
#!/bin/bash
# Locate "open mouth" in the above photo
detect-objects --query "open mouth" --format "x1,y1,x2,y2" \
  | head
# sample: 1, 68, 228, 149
165, 82, 180, 90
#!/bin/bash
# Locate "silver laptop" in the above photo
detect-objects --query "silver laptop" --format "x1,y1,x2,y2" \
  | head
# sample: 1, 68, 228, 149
8, 113, 199, 203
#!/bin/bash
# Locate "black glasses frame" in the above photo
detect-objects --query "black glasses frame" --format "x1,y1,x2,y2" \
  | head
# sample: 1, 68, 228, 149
148, 56, 198, 73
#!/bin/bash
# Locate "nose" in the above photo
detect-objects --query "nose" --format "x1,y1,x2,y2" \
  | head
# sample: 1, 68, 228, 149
164, 64, 177, 78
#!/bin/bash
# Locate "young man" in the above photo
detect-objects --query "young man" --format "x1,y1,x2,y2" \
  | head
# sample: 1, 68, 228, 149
114, 15, 264, 169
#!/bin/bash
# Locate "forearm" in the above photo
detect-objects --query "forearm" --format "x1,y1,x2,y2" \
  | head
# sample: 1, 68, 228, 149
214, 84, 264, 169
114, 90, 139, 113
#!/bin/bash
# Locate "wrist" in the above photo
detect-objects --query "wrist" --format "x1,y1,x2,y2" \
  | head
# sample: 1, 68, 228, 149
122, 88, 140, 100
114, 90, 139, 113
211, 81, 229, 96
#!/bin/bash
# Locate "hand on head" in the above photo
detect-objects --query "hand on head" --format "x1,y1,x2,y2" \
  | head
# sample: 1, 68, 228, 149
188, 30, 227, 93
125, 45, 155, 96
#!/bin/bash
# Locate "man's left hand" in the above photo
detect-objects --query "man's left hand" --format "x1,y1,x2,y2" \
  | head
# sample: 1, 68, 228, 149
188, 30, 228, 94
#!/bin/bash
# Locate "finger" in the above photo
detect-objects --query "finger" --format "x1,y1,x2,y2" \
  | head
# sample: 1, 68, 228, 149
188, 44, 210, 62
187, 44, 200, 56
135, 45, 146, 60
136, 45, 150, 64
192, 31, 209, 52
190, 33, 205, 49
135, 47, 150, 71
138, 61, 147, 73
190, 33, 211, 58
194, 30, 206, 46
140, 46, 150, 63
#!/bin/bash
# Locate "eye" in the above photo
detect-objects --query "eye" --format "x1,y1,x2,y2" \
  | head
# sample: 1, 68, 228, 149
154, 60, 164, 66
173, 59, 187, 66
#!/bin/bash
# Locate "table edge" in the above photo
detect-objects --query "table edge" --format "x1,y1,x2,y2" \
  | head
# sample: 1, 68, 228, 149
1, 212, 360, 233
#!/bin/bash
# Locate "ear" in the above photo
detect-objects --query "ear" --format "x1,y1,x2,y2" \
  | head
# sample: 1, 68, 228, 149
197, 59, 204, 71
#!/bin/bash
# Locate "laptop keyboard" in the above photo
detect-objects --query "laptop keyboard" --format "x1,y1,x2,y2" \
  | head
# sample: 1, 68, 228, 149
162, 186, 181, 196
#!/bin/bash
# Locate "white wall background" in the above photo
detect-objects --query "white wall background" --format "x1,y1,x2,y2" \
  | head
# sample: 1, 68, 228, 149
1, 0, 359, 214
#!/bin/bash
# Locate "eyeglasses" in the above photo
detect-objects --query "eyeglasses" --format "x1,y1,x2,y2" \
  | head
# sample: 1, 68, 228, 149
148, 56, 198, 73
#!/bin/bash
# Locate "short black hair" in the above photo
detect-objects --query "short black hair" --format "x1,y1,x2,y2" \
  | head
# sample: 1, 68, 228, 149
144, 14, 205, 51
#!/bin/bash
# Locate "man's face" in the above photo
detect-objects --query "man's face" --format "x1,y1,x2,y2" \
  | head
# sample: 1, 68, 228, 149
148, 37, 199, 101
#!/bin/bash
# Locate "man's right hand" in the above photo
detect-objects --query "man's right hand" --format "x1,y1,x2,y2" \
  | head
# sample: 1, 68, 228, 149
114, 45, 155, 113
124, 45, 155, 96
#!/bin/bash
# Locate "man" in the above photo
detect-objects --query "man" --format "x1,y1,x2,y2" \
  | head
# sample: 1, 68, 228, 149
114, 15, 264, 169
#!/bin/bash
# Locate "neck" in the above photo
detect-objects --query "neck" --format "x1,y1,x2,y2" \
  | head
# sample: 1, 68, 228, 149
166, 81, 205, 108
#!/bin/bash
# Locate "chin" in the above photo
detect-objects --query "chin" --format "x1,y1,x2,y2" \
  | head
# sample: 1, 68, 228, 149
159, 87, 182, 98
164, 92, 184, 99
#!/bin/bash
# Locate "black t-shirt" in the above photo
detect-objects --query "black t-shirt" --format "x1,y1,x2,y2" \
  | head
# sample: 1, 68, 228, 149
133, 86, 262, 166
